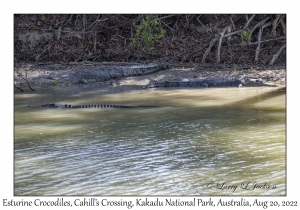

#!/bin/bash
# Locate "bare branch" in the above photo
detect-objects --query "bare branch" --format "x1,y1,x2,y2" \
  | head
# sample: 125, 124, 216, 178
85, 14, 101, 30
255, 27, 263, 62
56, 26, 62, 40
35, 45, 52, 62
152, 15, 176, 22
82, 14, 87, 36
62, 14, 73, 27
272, 14, 282, 35
226, 25, 232, 43
224, 29, 243, 38
93, 23, 98, 51
230, 16, 235, 29
280, 17, 286, 36
243, 14, 255, 30
196, 15, 206, 28
161, 20, 174, 31
15, 70, 35, 91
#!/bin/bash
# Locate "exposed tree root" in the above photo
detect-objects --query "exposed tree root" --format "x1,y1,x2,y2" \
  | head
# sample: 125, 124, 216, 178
255, 22, 272, 62
217, 27, 227, 63
200, 14, 285, 65
248, 16, 271, 43
202, 37, 219, 63
269, 43, 286, 65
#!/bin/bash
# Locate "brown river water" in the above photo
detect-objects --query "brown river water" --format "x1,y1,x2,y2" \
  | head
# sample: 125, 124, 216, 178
14, 85, 286, 195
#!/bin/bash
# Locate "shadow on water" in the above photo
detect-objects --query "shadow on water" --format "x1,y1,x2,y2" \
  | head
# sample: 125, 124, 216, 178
227, 86, 286, 110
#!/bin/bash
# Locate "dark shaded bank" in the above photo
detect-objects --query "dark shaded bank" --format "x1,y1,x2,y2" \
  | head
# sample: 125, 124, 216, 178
14, 14, 286, 66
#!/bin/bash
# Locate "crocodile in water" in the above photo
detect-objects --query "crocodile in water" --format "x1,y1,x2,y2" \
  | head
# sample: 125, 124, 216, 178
27, 103, 160, 109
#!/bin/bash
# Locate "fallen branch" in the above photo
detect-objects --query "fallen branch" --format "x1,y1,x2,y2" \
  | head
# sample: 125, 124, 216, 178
15, 70, 35, 91
14, 84, 24, 92
35, 45, 52, 62
269, 43, 286, 65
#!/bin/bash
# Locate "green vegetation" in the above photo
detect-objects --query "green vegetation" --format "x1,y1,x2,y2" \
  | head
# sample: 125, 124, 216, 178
130, 15, 166, 51
242, 29, 251, 41
233, 64, 238, 72
206, 24, 212, 33
51, 81, 58, 86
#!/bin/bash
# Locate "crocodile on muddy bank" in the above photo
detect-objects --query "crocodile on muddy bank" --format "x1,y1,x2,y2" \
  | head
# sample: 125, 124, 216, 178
142, 77, 277, 89
14, 63, 167, 85
14, 62, 285, 88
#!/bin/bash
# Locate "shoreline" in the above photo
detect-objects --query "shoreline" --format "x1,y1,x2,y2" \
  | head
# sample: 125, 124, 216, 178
14, 62, 286, 89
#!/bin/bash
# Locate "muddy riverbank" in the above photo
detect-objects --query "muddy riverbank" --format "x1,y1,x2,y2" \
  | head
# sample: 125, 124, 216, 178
14, 62, 286, 92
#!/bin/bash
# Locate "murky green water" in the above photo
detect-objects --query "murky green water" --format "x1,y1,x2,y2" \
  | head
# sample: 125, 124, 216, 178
14, 85, 286, 196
